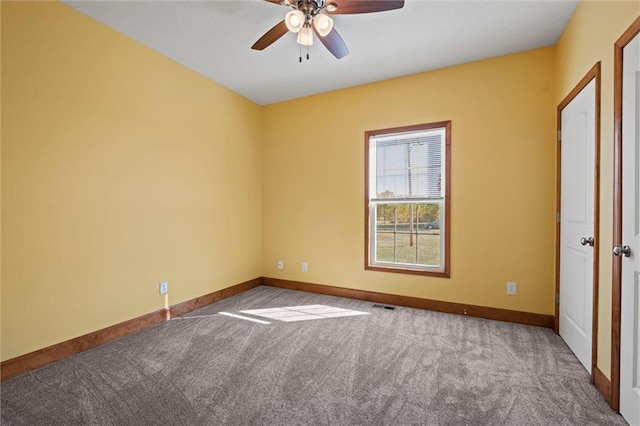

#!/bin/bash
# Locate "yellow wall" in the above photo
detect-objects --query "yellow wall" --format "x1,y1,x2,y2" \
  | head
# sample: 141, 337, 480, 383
1, 1, 4, 343
0, 2, 3, 349
1, 2, 262, 361
262, 47, 557, 315
555, 0, 640, 379
5, 0, 634, 368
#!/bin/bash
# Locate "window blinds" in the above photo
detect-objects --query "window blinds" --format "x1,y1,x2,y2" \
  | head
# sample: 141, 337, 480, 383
373, 133, 443, 200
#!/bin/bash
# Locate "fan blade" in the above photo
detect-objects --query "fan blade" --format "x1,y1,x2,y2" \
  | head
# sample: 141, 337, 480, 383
327, 0, 404, 14
314, 26, 349, 59
251, 20, 289, 50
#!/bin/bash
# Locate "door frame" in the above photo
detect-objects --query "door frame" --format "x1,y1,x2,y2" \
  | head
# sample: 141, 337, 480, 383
611, 14, 640, 413
555, 62, 601, 379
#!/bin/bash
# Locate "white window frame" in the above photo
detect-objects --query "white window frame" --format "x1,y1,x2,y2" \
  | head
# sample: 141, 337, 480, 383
365, 121, 451, 277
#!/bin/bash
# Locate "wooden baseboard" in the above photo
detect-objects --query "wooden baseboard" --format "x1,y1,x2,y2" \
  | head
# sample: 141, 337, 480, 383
1, 276, 556, 381
263, 277, 555, 328
0, 309, 167, 382
0, 277, 262, 381
170, 278, 262, 317
593, 366, 612, 406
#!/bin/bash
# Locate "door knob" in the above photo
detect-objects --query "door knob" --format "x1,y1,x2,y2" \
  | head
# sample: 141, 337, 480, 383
613, 245, 631, 257
580, 237, 595, 247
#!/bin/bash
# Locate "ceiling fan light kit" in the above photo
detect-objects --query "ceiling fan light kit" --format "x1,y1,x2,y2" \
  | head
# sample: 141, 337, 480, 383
297, 25, 314, 46
251, 0, 405, 60
313, 13, 333, 37
285, 9, 305, 32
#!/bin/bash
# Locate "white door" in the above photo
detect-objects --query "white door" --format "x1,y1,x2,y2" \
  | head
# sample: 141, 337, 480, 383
559, 79, 596, 373
619, 30, 640, 426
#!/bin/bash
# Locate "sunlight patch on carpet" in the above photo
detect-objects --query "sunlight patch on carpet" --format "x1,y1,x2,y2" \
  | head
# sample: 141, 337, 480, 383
218, 312, 271, 324
239, 304, 370, 322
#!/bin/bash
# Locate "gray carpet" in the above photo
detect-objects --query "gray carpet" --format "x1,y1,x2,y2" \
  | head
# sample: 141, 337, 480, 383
1, 286, 627, 425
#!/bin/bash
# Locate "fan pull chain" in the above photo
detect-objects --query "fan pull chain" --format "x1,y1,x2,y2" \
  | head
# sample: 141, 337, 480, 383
299, 44, 310, 63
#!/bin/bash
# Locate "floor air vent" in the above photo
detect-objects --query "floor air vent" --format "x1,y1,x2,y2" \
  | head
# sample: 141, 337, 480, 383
372, 304, 396, 310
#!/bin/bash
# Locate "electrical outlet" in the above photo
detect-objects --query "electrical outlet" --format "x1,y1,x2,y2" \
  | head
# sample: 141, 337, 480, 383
159, 281, 168, 295
301, 262, 308, 272
278, 260, 284, 269
507, 281, 517, 296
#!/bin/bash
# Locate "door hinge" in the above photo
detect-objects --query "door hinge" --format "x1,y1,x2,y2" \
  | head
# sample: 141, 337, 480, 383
557, 130, 562, 142
556, 212, 561, 223
556, 293, 559, 304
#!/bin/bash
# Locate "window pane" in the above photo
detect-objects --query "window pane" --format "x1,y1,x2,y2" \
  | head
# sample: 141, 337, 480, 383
376, 204, 394, 225
393, 233, 416, 264
416, 203, 440, 229
373, 202, 441, 267
375, 231, 395, 263
417, 232, 440, 266
375, 132, 443, 199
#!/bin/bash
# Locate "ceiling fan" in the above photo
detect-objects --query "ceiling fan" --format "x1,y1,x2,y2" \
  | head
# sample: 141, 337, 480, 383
251, 0, 405, 60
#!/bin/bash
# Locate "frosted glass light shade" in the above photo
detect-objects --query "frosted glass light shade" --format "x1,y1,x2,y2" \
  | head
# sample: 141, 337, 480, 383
285, 10, 304, 33
313, 14, 333, 37
297, 26, 313, 45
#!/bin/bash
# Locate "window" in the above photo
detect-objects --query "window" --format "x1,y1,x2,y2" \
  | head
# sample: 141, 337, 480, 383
365, 121, 450, 277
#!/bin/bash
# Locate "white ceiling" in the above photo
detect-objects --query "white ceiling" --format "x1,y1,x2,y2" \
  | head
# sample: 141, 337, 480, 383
63, 0, 578, 105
